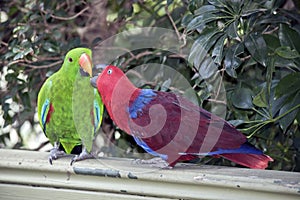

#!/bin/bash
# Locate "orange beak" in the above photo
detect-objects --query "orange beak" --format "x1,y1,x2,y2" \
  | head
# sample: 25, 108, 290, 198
79, 53, 92, 77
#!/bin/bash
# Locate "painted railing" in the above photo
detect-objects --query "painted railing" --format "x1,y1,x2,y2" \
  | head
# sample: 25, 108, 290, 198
0, 149, 299, 200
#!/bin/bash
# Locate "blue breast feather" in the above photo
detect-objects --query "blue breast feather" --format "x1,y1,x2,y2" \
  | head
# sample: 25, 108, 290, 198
179, 142, 263, 156
128, 89, 157, 119
133, 136, 168, 160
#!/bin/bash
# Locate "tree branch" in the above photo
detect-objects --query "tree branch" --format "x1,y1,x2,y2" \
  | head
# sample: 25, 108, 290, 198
42, 6, 89, 21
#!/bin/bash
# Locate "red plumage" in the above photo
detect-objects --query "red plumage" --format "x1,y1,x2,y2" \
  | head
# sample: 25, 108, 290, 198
46, 103, 54, 124
95, 65, 273, 169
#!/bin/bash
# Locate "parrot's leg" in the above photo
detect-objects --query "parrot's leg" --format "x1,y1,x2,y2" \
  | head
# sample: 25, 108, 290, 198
133, 157, 172, 169
70, 147, 95, 165
49, 142, 67, 164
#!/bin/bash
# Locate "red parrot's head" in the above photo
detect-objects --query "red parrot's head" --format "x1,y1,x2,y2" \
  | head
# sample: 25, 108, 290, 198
95, 65, 125, 96
91, 65, 137, 107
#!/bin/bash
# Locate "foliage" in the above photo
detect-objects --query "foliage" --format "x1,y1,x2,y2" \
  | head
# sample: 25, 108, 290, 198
1, 0, 299, 171
183, 0, 300, 171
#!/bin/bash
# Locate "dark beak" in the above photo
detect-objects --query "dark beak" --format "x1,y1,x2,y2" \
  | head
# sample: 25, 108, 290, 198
90, 64, 108, 88
90, 76, 98, 88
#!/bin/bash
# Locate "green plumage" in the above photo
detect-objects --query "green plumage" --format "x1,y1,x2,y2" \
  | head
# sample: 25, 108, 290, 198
37, 48, 103, 154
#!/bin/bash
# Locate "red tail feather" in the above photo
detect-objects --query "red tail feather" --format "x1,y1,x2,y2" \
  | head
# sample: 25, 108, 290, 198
221, 153, 273, 169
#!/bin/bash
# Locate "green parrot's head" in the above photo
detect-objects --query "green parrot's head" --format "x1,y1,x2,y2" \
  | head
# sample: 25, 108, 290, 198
62, 47, 93, 77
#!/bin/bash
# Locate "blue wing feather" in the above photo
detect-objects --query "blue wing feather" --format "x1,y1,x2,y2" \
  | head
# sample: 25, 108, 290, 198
41, 99, 50, 132
133, 136, 168, 160
180, 142, 263, 156
93, 99, 101, 131
128, 89, 156, 119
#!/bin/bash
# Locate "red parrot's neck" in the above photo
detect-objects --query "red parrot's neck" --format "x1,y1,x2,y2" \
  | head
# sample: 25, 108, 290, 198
101, 74, 140, 134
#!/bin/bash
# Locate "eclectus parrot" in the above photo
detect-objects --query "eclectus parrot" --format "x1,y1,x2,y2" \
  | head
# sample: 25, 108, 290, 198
90, 65, 273, 169
37, 48, 103, 164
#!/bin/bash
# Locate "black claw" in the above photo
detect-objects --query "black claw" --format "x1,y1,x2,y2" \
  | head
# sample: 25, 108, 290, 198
70, 156, 77, 166
49, 158, 53, 165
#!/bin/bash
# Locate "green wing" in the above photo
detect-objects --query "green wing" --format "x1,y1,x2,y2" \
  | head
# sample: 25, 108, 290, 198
37, 77, 57, 144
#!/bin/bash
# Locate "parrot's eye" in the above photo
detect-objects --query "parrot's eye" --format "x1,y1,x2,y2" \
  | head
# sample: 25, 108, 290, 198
107, 69, 113, 75
68, 57, 73, 62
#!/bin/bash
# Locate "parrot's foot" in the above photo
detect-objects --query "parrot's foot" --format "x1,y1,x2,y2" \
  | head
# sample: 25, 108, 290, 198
70, 149, 95, 165
133, 157, 172, 169
48, 148, 67, 165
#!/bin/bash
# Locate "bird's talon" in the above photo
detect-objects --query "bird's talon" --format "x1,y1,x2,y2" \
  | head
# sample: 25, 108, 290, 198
48, 146, 66, 164
70, 149, 94, 165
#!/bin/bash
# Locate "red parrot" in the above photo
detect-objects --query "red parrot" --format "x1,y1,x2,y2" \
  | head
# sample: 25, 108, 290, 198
90, 65, 273, 169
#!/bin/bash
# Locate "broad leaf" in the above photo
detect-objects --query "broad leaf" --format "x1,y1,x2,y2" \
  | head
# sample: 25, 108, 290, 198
279, 91, 300, 133
231, 87, 254, 109
228, 119, 245, 127
224, 43, 244, 78
186, 13, 219, 32
198, 57, 217, 79
263, 34, 281, 51
279, 24, 300, 52
253, 87, 268, 108
244, 33, 268, 67
227, 20, 239, 39
275, 72, 300, 98
275, 46, 300, 59
194, 5, 217, 15
188, 28, 220, 68
212, 34, 227, 65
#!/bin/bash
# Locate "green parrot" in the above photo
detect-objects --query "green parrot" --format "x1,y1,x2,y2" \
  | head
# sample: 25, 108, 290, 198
37, 48, 103, 165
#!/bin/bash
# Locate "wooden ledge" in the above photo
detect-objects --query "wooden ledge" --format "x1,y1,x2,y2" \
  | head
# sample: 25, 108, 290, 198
0, 149, 299, 200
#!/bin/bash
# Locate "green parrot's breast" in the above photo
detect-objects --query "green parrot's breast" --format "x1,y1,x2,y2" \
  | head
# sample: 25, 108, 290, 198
43, 73, 97, 154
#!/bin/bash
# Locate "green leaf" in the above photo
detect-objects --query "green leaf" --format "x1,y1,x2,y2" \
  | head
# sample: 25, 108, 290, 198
208, 0, 228, 8
23, 47, 33, 56
275, 72, 300, 98
194, 5, 217, 15
181, 14, 193, 27
12, 47, 21, 53
232, 87, 254, 109
279, 24, 300, 53
224, 43, 244, 78
263, 34, 281, 51
225, 65, 237, 78
244, 33, 268, 67
265, 56, 275, 109
43, 42, 57, 53
275, 46, 300, 59
13, 52, 24, 60
198, 57, 217, 79
205, 33, 222, 52
161, 78, 171, 92
271, 94, 288, 117
296, 110, 300, 124
253, 87, 268, 108
279, 91, 300, 133
186, 13, 219, 32
212, 34, 227, 65
229, 0, 243, 13
167, 0, 173, 6
188, 28, 220, 68
227, 20, 239, 39
19, 91, 31, 110
228, 119, 245, 127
